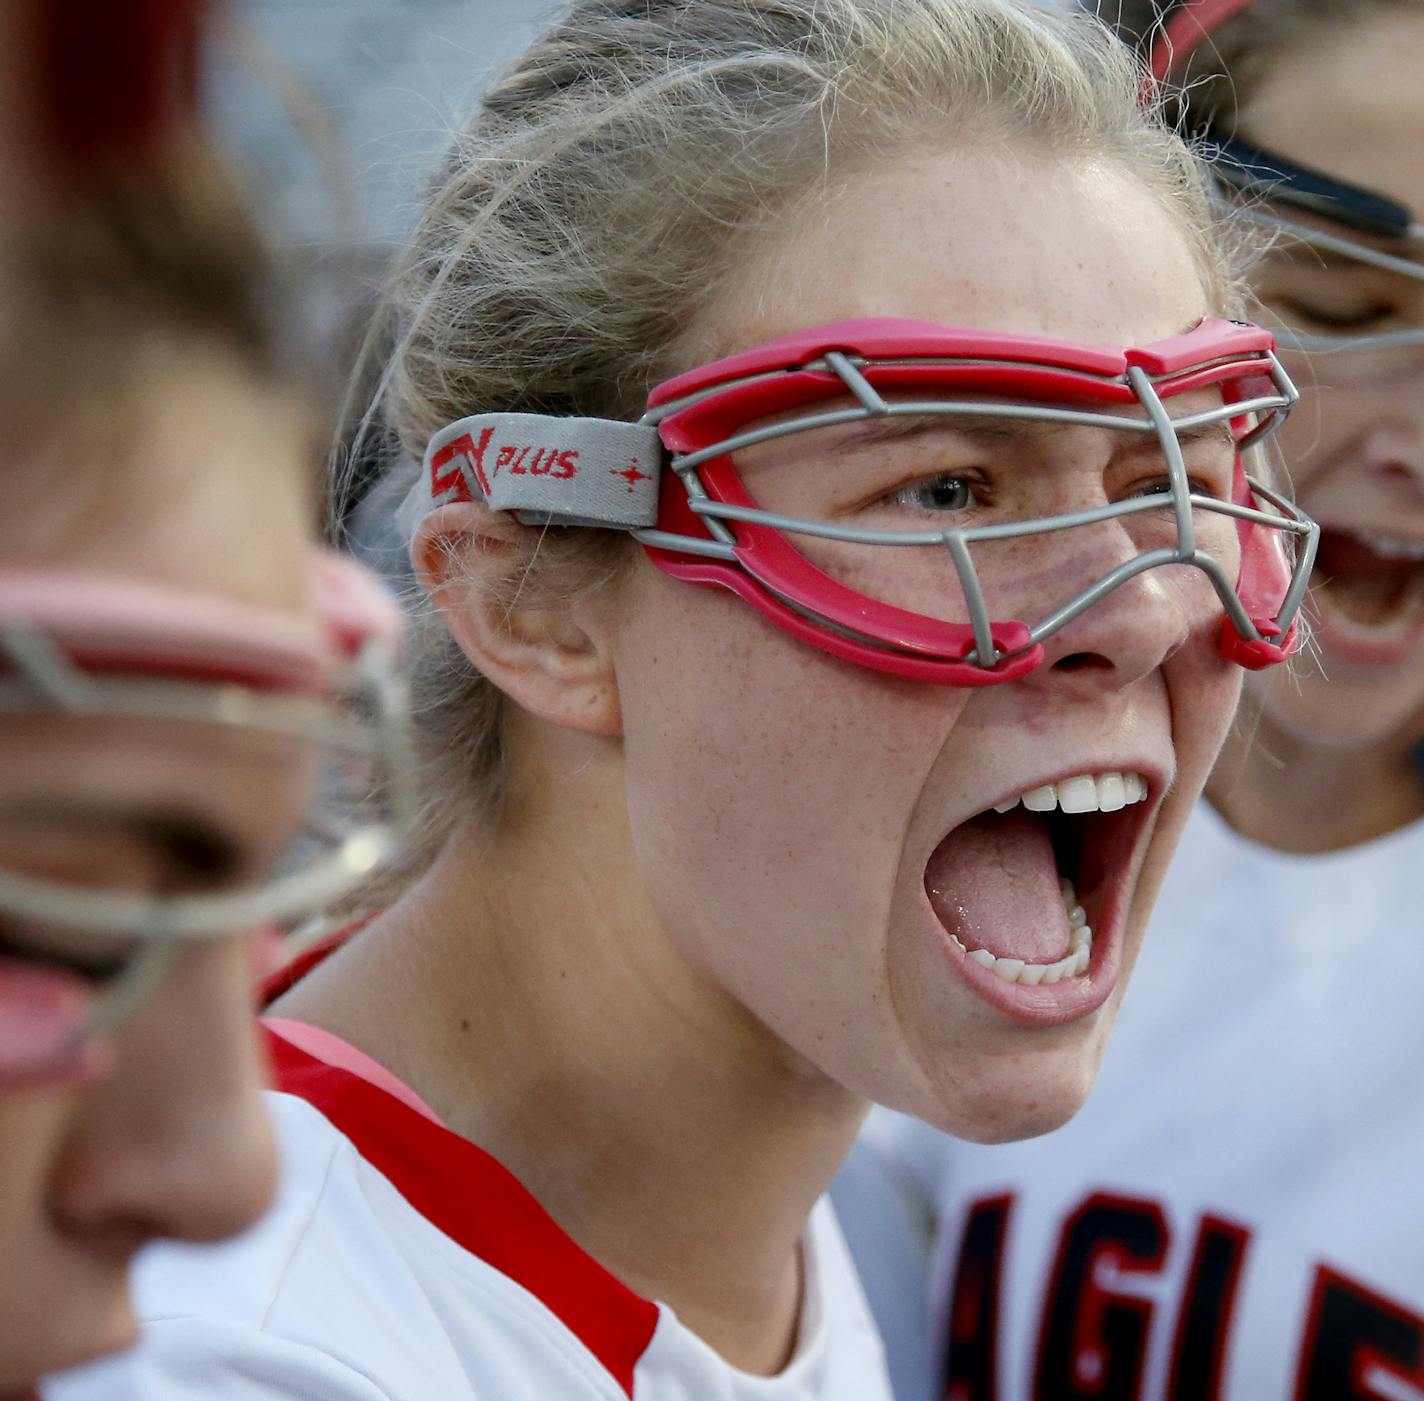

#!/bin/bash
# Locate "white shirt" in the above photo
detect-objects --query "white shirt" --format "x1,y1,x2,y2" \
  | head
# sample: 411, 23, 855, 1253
47, 1025, 890, 1401
836, 800, 1424, 1401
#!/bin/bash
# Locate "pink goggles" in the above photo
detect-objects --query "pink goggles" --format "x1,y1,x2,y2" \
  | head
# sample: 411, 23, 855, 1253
412, 317, 1317, 683
0, 551, 412, 1083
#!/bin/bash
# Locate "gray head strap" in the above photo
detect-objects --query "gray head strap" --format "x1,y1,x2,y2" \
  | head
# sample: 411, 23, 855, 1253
410, 413, 663, 531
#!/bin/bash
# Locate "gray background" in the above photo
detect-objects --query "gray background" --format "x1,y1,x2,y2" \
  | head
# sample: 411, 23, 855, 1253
218, 0, 551, 251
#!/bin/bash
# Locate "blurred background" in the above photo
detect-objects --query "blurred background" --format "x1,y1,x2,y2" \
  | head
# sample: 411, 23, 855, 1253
212, 0, 550, 355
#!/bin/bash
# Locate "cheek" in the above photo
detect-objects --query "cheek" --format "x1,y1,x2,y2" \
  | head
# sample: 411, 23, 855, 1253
0, 1095, 62, 1237
0, 1093, 129, 1390
614, 568, 965, 1008
1171, 629, 1243, 778
1251, 651, 1424, 751
1127, 645, 1241, 954
1272, 371, 1372, 495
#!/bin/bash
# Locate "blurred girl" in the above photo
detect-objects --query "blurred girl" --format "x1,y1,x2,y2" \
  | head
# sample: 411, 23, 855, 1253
1, 80, 406, 1401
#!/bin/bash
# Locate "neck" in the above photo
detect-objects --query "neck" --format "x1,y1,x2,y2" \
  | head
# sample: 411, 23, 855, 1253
277, 814, 865, 1376
1209, 710, 1424, 853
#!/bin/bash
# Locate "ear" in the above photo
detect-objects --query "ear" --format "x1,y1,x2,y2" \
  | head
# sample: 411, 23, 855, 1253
411, 503, 622, 737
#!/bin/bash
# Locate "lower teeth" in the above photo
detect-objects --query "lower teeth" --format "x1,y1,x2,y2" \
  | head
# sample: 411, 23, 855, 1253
952, 877, 1092, 985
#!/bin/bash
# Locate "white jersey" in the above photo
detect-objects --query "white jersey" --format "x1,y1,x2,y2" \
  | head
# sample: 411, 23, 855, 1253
45, 1024, 890, 1401
836, 800, 1424, 1401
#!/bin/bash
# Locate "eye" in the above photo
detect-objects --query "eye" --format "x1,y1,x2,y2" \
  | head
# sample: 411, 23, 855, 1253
1126, 476, 1222, 503
894, 474, 978, 513
1274, 295, 1397, 331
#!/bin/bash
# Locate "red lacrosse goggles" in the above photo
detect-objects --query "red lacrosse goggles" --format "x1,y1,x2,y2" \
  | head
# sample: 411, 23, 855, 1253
0, 551, 411, 1084
636, 317, 1315, 683
414, 317, 1316, 684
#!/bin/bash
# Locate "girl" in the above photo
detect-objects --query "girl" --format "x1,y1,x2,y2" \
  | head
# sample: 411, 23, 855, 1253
50, 1, 1313, 1398
839, 2, 1424, 1397
0, 97, 407, 1401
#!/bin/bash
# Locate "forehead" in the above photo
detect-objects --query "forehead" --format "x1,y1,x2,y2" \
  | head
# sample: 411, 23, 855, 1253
1240, 10, 1424, 218
692, 144, 1211, 364
0, 344, 314, 614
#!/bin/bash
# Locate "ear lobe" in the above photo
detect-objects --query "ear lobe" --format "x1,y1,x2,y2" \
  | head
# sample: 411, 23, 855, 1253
411, 503, 623, 737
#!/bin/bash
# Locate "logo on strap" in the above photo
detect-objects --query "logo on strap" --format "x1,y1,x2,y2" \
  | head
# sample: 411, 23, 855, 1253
429, 427, 581, 505
611, 459, 652, 494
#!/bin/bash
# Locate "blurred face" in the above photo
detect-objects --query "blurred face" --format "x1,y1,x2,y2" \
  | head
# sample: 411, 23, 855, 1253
0, 348, 312, 1395
605, 146, 1244, 1142
1242, 10, 1424, 752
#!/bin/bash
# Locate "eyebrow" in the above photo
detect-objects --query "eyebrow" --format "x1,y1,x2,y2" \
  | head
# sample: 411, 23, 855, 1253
832, 410, 1237, 456
1270, 241, 1424, 274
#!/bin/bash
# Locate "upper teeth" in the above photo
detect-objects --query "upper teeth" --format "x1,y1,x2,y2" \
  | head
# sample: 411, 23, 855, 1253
1353, 529, 1424, 561
993, 771, 1148, 816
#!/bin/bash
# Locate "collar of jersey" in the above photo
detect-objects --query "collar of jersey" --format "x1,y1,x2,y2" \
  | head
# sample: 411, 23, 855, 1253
262, 956, 660, 1398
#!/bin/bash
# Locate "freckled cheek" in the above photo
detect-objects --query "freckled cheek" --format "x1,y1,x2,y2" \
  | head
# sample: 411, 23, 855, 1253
1170, 645, 1242, 783
616, 584, 960, 935
790, 541, 1071, 626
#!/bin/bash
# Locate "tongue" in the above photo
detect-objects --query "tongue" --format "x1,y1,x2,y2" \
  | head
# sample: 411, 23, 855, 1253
925, 810, 1070, 963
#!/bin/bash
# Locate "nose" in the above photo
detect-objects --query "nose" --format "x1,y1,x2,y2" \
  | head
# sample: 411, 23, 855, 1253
1360, 423, 1424, 502
50, 938, 277, 1252
1007, 527, 1212, 696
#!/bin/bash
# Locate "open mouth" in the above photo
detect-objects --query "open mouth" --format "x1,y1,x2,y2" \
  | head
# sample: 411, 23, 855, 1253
0, 947, 97, 1082
923, 771, 1151, 990
1312, 526, 1424, 637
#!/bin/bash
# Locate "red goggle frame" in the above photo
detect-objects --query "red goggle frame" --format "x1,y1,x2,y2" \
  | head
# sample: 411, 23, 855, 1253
633, 316, 1316, 684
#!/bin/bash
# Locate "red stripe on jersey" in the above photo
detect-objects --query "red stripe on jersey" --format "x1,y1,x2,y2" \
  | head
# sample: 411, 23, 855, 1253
264, 1025, 661, 1399
259, 923, 368, 1005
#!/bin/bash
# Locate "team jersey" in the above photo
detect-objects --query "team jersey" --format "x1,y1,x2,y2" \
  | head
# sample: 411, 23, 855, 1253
835, 799, 1424, 1401
44, 1022, 891, 1401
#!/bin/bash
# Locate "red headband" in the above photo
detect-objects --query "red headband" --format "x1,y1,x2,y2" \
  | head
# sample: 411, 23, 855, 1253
32, 0, 206, 171
1144, 0, 1258, 93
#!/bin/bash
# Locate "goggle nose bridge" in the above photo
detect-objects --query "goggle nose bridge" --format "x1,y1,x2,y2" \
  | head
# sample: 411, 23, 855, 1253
941, 509, 1263, 670
70, 935, 180, 1049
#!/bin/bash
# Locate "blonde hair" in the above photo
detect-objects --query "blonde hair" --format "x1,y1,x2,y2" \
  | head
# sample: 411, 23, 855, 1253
342, 0, 1246, 894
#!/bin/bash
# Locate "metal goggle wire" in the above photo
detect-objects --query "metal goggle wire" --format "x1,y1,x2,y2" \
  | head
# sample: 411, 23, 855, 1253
634, 346, 1316, 671
1228, 213, 1424, 359
0, 617, 413, 1049
0, 628, 411, 941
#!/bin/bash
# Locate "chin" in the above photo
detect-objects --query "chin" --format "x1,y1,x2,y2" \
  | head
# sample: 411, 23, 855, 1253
1258, 664, 1424, 753
3, 1269, 139, 1393
907, 1021, 1111, 1145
